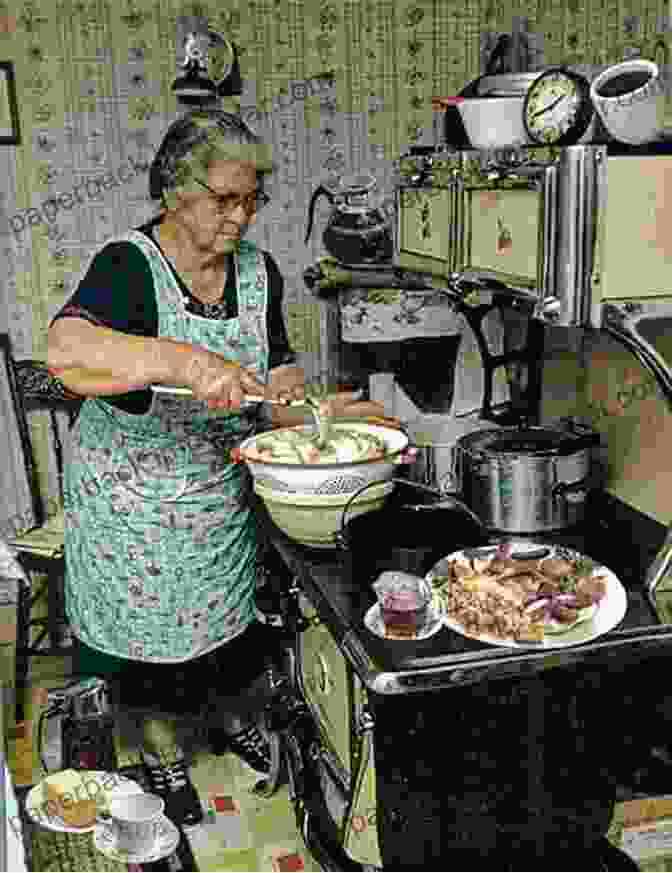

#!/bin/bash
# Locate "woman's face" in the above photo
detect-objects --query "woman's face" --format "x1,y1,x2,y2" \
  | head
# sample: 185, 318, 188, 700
171, 159, 260, 260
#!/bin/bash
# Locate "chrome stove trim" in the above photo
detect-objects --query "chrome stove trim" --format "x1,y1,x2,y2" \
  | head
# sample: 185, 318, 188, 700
552, 146, 597, 327
589, 146, 609, 328
541, 162, 557, 301
357, 626, 672, 695
454, 160, 466, 274
450, 155, 464, 243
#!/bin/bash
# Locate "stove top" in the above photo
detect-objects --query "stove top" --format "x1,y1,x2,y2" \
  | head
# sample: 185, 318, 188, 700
263, 491, 671, 691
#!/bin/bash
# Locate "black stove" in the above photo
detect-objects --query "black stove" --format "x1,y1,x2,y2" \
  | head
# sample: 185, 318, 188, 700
266, 490, 668, 695
262, 490, 672, 871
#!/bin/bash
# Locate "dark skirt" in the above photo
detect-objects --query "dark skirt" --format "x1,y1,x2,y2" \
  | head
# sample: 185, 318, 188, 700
71, 621, 273, 716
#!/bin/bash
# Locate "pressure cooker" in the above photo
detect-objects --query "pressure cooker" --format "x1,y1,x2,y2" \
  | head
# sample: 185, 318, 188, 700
452, 421, 602, 534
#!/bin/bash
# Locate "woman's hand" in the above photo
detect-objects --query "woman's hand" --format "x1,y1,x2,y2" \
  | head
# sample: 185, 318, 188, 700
265, 364, 306, 405
320, 391, 387, 421
181, 346, 267, 409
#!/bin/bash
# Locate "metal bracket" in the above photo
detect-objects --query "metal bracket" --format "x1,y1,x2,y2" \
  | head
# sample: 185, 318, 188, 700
645, 526, 672, 618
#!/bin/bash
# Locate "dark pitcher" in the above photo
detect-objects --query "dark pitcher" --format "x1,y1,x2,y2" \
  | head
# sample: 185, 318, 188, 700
304, 173, 393, 265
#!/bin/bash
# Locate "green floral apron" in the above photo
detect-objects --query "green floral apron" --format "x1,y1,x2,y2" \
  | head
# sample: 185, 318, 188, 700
63, 232, 269, 662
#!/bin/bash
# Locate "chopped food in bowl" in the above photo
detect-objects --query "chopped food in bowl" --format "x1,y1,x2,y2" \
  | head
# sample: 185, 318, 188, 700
242, 425, 389, 465
237, 423, 409, 497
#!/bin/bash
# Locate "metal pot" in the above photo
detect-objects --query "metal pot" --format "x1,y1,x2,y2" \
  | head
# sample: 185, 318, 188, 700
453, 422, 601, 534
405, 415, 497, 494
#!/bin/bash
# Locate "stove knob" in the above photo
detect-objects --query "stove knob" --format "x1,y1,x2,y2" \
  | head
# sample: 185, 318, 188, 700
387, 808, 408, 830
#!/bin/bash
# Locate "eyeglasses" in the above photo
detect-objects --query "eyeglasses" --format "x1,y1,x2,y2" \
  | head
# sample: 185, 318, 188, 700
193, 178, 271, 215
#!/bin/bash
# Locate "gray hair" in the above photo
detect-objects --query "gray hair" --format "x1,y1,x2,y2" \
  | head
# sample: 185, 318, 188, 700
149, 109, 273, 209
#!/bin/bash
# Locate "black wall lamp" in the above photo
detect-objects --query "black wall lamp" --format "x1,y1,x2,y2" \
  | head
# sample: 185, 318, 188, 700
172, 17, 242, 108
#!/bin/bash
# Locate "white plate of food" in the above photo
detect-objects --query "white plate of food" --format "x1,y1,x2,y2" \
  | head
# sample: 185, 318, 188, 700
25, 769, 143, 834
427, 541, 628, 649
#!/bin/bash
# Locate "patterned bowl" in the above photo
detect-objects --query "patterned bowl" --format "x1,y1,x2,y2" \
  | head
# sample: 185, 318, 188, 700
238, 422, 409, 496
254, 479, 395, 548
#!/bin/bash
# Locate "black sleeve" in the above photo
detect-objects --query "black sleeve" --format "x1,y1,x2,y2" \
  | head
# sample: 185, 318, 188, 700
50, 242, 158, 336
264, 252, 298, 370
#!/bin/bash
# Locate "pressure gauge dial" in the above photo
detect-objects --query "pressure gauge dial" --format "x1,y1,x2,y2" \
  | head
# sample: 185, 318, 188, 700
523, 67, 594, 146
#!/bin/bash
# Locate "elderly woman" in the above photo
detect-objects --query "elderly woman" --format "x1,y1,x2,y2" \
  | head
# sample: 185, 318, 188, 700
47, 109, 382, 826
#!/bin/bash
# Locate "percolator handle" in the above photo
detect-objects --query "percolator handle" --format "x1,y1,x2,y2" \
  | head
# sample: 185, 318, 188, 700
304, 184, 335, 245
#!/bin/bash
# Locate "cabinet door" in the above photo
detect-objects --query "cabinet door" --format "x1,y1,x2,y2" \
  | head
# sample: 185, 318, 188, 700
297, 595, 352, 778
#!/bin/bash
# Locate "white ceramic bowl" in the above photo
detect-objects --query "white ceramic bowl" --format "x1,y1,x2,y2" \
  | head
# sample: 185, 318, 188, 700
457, 96, 531, 149
239, 423, 409, 496
590, 59, 665, 145
254, 479, 395, 548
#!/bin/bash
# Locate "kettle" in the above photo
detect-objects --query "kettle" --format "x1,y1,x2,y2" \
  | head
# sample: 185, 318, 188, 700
304, 173, 393, 265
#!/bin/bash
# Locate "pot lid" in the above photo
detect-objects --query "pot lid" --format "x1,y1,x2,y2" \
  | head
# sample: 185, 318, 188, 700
457, 426, 589, 457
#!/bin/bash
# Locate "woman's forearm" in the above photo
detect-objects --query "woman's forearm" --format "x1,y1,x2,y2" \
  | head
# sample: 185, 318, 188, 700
47, 318, 191, 396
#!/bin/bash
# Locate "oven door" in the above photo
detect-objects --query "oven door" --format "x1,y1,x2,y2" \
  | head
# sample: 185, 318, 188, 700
395, 146, 558, 298
454, 147, 558, 299
295, 593, 354, 785
293, 593, 383, 868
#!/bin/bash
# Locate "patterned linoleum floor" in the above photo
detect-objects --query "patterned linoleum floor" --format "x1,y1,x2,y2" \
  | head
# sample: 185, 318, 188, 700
5, 650, 322, 872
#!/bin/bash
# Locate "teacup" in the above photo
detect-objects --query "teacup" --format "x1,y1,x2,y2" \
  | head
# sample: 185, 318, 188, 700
590, 59, 666, 145
107, 793, 165, 856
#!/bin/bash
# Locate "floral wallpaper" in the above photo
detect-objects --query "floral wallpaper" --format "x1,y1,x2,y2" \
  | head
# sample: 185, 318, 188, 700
0, 0, 670, 531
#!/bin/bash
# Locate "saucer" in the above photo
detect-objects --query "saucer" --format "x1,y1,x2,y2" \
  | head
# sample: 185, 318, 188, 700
94, 813, 180, 864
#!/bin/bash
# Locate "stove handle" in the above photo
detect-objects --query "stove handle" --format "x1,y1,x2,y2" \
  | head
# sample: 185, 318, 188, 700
551, 475, 590, 504
315, 653, 333, 696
